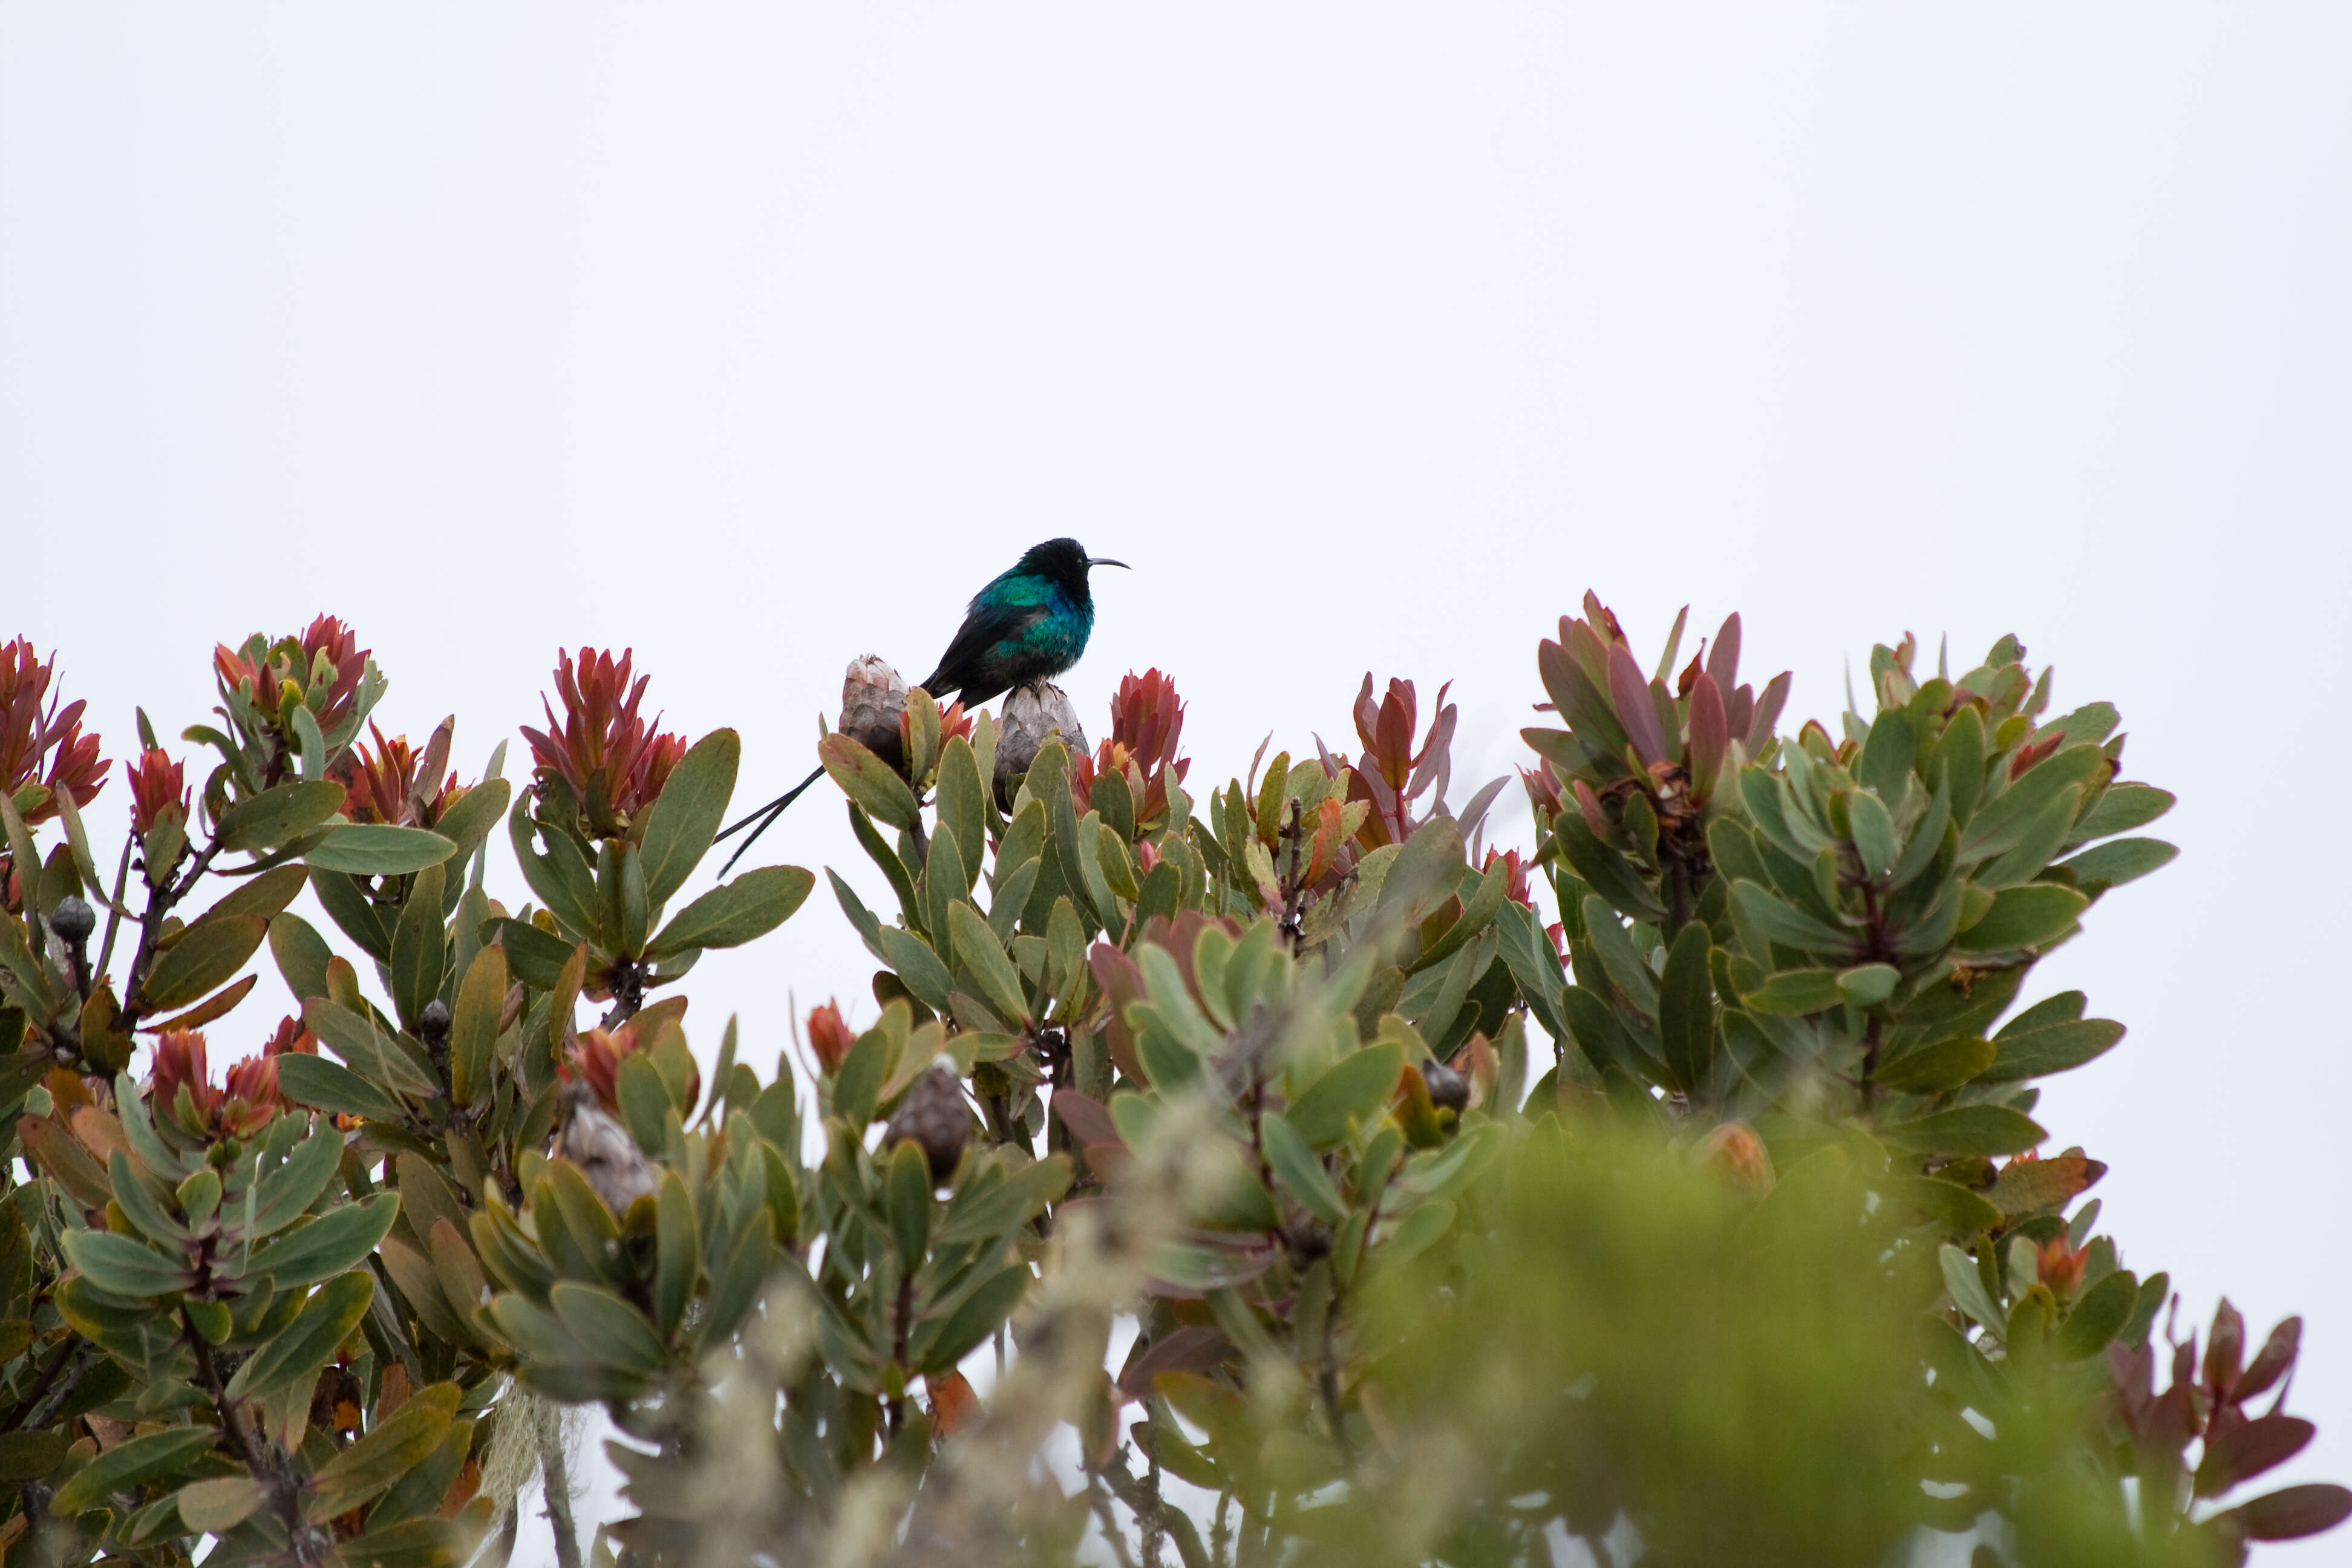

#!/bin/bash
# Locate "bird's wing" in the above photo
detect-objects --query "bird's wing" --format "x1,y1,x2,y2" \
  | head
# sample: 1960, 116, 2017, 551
921, 590, 1045, 704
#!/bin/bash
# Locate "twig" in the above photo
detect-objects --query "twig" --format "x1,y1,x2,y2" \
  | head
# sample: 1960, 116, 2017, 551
534, 1400, 584, 1568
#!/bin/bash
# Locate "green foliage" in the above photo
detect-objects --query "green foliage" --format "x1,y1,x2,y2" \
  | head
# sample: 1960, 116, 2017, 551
0, 610, 2331, 1568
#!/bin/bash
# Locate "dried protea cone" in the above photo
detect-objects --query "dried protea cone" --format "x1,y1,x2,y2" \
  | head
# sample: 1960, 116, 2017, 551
996, 682, 1089, 789
840, 655, 909, 773
554, 1080, 660, 1212
885, 1065, 975, 1183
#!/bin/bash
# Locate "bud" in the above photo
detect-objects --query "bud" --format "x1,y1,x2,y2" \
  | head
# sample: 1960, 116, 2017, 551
418, 998, 451, 1044
1700, 1122, 1777, 1199
48, 893, 94, 946
124, 748, 188, 835
2036, 1235, 2088, 1299
838, 656, 909, 770
995, 682, 1089, 790
886, 1065, 975, 1183
806, 1000, 855, 1074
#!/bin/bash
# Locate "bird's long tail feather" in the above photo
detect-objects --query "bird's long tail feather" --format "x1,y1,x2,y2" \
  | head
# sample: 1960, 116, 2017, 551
714, 762, 826, 878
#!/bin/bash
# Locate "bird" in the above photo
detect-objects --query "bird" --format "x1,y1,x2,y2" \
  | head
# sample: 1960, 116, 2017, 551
714, 538, 1126, 875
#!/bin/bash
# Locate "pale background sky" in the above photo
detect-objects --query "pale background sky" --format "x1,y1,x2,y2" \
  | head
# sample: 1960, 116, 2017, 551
5, 4, 2348, 1560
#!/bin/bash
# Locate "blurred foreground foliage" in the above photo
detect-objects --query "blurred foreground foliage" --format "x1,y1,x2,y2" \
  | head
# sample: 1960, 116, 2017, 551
0, 601, 2336, 1568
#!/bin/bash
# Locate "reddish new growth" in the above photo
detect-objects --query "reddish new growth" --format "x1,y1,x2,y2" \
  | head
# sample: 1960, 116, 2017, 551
522, 648, 686, 825
332, 719, 462, 828
565, 1013, 698, 1113
1480, 847, 1534, 907
806, 1000, 856, 1074
0, 639, 107, 823
215, 615, 370, 736
1345, 675, 1455, 849
124, 749, 189, 835
1072, 668, 1191, 826
152, 1019, 314, 1140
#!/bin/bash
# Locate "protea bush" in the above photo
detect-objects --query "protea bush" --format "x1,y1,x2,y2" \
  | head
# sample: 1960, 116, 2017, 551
0, 600, 2334, 1568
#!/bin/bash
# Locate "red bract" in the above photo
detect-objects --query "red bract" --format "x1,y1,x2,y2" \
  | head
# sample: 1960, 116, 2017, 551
521, 648, 686, 825
1480, 848, 1532, 907
0, 639, 108, 823
125, 748, 189, 834
1345, 675, 1457, 849
564, 1014, 697, 1113
214, 616, 371, 737
2037, 1235, 2088, 1299
332, 720, 459, 828
807, 1001, 855, 1074
154, 1027, 284, 1139
1072, 669, 1192, 826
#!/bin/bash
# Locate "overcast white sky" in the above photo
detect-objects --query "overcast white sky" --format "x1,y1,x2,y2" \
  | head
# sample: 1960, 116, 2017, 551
5, 3, 2350, 1559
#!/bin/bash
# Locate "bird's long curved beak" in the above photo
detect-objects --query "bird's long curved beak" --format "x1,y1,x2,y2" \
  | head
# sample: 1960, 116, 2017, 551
1089, 558, 1130, 570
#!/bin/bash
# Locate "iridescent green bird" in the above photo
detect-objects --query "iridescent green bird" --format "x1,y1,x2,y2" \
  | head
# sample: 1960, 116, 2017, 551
716, 538, 1126, 872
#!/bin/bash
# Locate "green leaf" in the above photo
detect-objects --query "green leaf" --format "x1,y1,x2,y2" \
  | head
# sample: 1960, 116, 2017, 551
275, 1053, 407, 1124
428, 779, 511, 865
653, 1171, 700, 1336
229, 1271, 376, 1400
910, 1263, 1031, 1376
932, 1155, 1071, 1248
1743, 969, 1843, 1016
311, 870, 393, 962
1978, 1019, 2126, 1083
875, 927, 955, 1013
1896, 1177, 2001, 1235
1956, 745, 2103, 863
2065, 783, 2174, 847
1288, 1043, 1405, 1151
638, 730, 739, 908
449, 944, 506, 1111
59, 1229, 192, 1296
303, 998, 440, 1100
1874, 1036, 1995, 1095
550, 1282, 670, 1377
1552, 817, 1666, 923
818, 733, 921, 831
1835, 963, 1900, 1008
107, 1149, 189, 1246
49, 1425, 219, 1516
1845, 789, 1899, 882
1884, 1106, 2047, 1157
1939, 1242, 2005, 1328
1657, 922, 1714, 1094
487, 916, 576, 988
948, 902, 1030, 1027
645, 866, 814, 958
269, 911, 335, 1002
1260, 1111, 1348, 1226
935, 737, 985, 893
140, 914, 268, 1012
246, 1191, 402, 1288
204, 863, 314, 923
1956, 884, 2088, 952
217, 780, 347, 854
2055, 837, 2177, 890
0, 1431, 68, 1483
884, 1140, 933, 1269
390, 862, 448, 1031
307, 824, 459, 876
364, 1422, 475, 1531
307, 1403, 452, 1520
2057, 1269, 2139, 1361
1731, 881, 1857, 958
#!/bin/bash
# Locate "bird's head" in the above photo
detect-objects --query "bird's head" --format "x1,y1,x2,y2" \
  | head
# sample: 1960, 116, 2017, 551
1018, 537, 1128, 599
